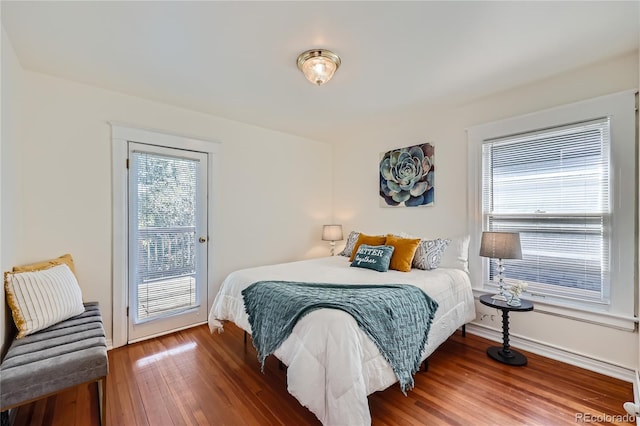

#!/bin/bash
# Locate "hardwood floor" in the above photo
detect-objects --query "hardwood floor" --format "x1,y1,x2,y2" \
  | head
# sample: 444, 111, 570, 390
12, 323, 633, 425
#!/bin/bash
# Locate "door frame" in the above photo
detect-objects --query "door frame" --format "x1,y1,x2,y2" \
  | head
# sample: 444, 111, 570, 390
111, 123, 221, 348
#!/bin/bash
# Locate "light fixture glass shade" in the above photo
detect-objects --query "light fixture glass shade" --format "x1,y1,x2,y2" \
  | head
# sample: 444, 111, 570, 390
297, 49, 341, 86
479, 232, 522, 259
322, 224, 343, 242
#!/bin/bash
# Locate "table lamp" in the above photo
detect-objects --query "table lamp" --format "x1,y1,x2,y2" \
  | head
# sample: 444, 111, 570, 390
322, 225, 343, 256
479, 231, 522, 301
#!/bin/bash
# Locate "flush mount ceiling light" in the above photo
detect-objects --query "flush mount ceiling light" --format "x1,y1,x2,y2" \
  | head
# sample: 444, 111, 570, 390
296, 49, 341, 86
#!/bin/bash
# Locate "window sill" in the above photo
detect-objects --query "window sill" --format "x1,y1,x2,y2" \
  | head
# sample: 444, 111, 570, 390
472, 288, 637, 331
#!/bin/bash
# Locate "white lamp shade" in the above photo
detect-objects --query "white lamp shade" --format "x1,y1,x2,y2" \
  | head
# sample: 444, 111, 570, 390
479, 232, 522, 259
322, 225, 343, 242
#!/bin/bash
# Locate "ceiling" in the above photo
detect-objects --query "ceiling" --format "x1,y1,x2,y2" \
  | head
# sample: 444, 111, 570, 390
2, 1, 638, 144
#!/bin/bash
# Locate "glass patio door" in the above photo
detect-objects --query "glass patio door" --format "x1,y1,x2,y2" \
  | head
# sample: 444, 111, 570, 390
127, 142, 208, 342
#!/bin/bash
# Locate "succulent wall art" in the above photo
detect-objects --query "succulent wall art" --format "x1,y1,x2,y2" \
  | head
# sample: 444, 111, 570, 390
379, 143, 434, 207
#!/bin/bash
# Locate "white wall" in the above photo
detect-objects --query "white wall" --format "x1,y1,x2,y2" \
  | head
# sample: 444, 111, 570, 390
1, 27, 24, 354
333, 51, 639, 371
16, 71, 332, 344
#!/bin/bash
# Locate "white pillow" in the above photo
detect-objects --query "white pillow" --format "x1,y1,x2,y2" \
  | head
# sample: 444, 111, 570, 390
4, 264, 85, 338
397, 232, 469, 272
439, 235, 470, 273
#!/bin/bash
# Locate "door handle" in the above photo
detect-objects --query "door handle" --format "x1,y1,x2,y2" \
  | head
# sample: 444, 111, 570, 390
199, 236, 208, 243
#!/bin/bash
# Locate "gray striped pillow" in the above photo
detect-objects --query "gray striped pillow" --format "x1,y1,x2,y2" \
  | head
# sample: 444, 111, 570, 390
4, 264, 84, 338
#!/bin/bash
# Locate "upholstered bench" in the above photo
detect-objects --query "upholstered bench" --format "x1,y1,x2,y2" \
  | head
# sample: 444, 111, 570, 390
0, 302, 108, 424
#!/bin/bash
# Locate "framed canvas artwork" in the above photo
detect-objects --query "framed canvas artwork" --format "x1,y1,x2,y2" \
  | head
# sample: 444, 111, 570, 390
379, 143, 434, 207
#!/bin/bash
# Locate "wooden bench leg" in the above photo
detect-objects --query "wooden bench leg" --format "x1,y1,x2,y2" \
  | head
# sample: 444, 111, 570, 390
99, 376, 107, 426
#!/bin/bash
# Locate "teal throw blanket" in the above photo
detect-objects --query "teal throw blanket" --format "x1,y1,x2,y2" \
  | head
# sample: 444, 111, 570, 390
242, 281, 439, 393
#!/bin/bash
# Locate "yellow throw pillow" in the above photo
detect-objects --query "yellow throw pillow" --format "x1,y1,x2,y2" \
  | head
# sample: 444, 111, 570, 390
5, 264, 85, 338
385, 234, 421, 272
349, 233, 387, 262
12, 253, 76, 276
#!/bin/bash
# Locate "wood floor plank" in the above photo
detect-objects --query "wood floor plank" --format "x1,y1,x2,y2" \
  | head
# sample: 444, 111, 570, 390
51, 388, 76, 426
12, 323, 634, 425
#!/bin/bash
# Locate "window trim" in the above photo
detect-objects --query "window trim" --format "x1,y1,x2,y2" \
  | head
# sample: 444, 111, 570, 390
467, 90, 637, 329
482, 117, 612, 304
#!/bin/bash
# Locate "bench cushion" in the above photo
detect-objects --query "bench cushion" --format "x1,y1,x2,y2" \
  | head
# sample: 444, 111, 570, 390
0, 302, 108, 409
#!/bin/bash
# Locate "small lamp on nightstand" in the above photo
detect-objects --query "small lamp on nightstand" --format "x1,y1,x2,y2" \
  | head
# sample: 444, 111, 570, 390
322, 225, 343, 256
480, 231, 522, 301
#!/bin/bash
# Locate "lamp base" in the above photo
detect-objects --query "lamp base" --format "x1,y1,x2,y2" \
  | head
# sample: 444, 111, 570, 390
487, 346, 527, 366
491, 293, 507, 301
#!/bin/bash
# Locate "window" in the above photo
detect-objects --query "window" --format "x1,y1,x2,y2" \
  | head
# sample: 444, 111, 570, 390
482, 118, 610, 303
468, 90, 635, 321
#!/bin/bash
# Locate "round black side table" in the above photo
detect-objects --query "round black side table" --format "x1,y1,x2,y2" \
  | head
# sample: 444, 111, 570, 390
479, 294, 533, 366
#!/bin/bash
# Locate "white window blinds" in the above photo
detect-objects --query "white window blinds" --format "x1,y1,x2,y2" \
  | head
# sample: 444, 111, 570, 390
482, 118, 611, 303
133, 150, 199, 321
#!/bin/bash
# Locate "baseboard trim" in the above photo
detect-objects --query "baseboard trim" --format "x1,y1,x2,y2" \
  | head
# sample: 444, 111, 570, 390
107, 339, 113, 351
466, 323, 635, 383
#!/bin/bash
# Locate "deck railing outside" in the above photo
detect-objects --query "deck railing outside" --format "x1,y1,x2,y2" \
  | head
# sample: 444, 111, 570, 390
136, 226, 197, 321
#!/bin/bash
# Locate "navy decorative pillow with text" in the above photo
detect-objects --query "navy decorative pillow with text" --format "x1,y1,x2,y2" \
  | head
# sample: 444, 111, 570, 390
350, 244, 395, 272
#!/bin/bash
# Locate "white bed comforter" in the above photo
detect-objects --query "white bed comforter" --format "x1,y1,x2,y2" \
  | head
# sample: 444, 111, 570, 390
208, 256, 475, 426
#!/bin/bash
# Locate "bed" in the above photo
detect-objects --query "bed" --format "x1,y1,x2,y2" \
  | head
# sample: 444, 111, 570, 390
208, 250, 475, 425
